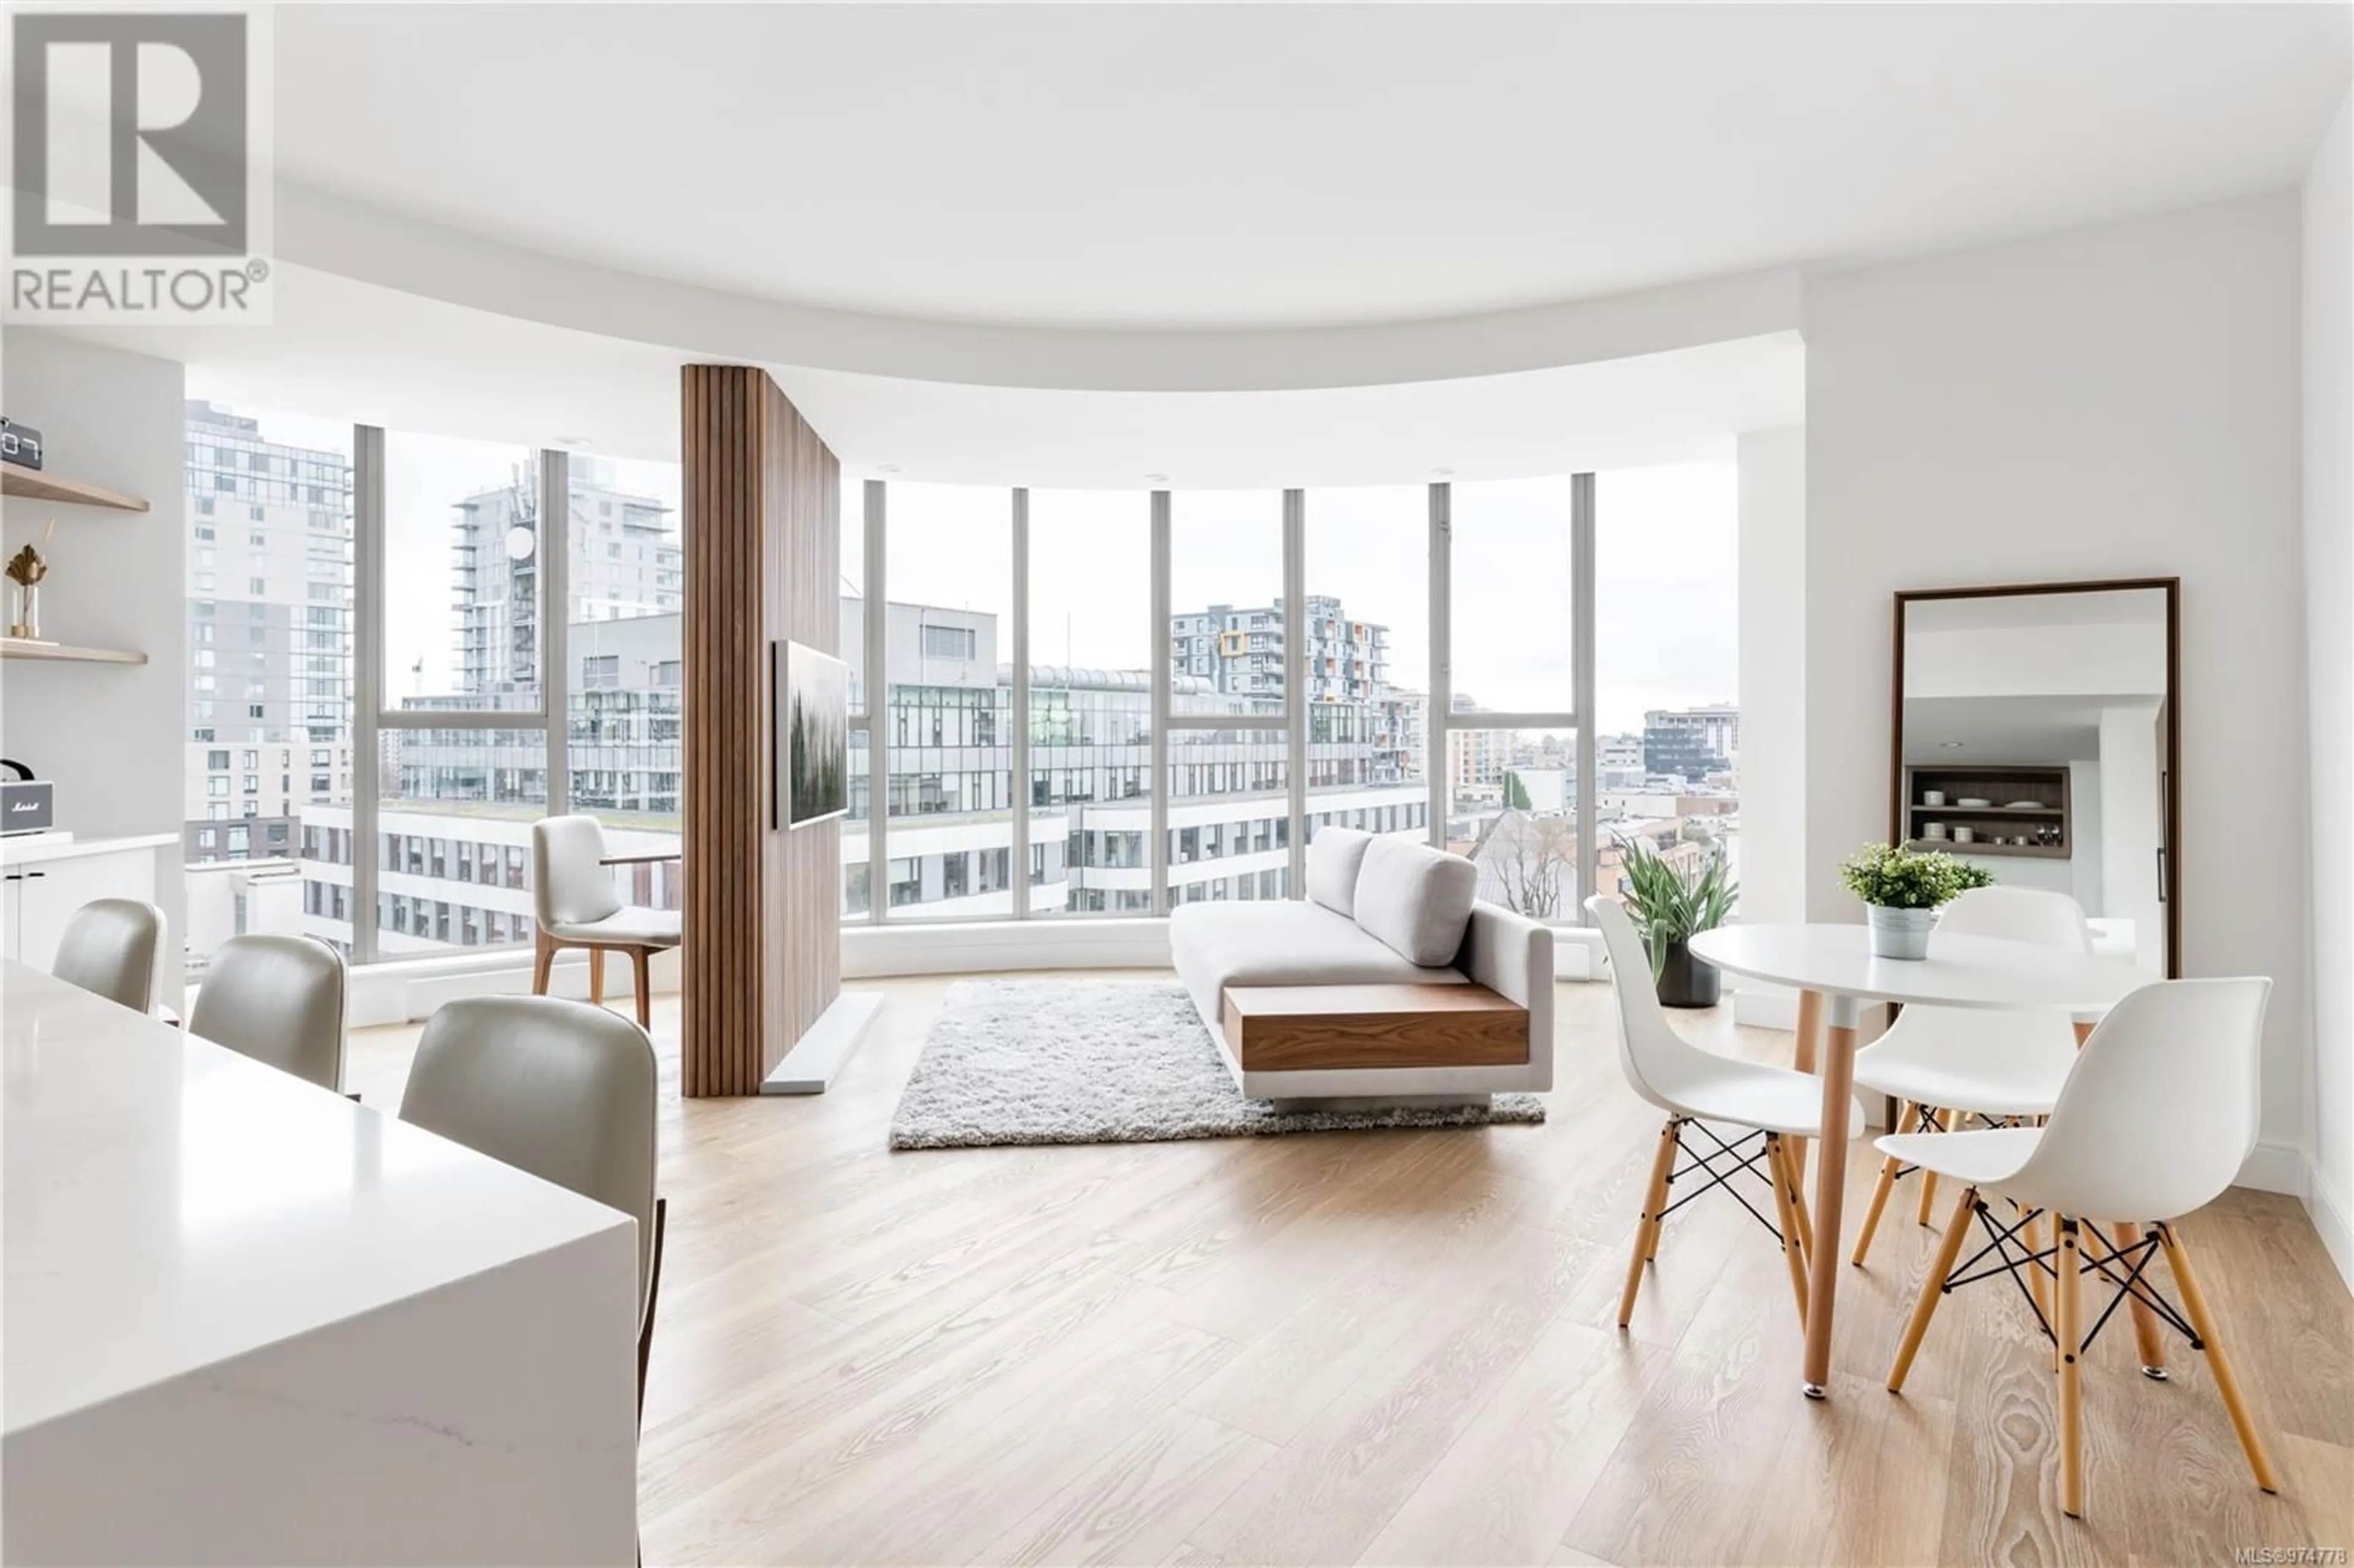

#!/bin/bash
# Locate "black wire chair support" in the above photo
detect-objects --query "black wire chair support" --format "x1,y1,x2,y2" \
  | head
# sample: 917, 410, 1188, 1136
1656, 1118, 1790, 1246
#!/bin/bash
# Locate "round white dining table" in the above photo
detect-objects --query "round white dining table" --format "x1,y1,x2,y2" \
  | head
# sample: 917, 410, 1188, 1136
1686, 922, 2155, 1399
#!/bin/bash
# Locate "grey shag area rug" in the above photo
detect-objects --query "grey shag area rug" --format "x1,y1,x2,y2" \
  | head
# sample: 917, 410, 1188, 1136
888, 978, 1545, 1151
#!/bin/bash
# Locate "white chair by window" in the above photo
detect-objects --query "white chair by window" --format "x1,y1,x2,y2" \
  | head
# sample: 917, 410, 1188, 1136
1883, 977, 2278, 1520
51, 898, 166, 1014
531, 815, 681, 1030
1849, 886, 2095, 1268
188, 934, 349, 1094
398, 995, 666, 1418
1589, 895, 1865, 1336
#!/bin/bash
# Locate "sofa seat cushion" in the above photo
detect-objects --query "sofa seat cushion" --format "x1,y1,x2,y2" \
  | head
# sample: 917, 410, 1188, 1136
1353, 835, 1480, 966
1168, 901, 1465, 1027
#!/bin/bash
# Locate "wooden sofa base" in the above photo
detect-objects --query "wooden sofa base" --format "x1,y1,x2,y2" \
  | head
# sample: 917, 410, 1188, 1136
1219, 983, 1529, 1073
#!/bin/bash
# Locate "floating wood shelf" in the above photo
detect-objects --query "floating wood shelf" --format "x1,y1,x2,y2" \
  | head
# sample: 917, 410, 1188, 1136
1, 468, 150, 512
1, 637, 148, 666
1907, 802, 2064, 817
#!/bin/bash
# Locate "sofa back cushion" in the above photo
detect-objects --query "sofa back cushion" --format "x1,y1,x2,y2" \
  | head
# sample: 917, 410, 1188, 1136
1305, 826, 1373, 918
1353, 835, 1480, 967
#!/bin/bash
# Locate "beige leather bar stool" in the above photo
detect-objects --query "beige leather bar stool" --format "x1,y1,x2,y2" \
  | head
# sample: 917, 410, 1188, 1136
398, 995, 668, 1417
188, 934, 349, 1094
51, 898, 166, 1014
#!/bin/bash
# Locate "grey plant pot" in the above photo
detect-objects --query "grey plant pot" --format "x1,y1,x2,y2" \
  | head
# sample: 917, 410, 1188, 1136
1867, 904, 1937, 961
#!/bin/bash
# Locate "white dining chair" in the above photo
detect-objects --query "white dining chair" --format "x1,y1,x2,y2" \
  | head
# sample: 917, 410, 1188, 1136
189, 934, 350, 1094
399, 995, 666, 1419
1882, 976, 2277, 1521
51, 898, 165, 1014
1589, 895, 1864, 1335
1848, 886, 2092, 1269
531, 815, 680, 1030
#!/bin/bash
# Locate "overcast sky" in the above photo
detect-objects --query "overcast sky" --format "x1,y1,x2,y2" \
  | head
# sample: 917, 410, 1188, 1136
232, 407, 1735, 734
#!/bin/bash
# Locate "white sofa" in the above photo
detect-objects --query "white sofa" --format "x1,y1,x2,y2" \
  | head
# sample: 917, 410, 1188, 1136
1168, 827, 1555, 1105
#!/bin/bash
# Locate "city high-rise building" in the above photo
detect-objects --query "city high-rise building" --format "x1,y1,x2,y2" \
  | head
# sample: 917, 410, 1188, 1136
448, 458, 683, 700
181, 402, 355, 866
1168, 595, 1393, 710
1643, 703, 1740, 782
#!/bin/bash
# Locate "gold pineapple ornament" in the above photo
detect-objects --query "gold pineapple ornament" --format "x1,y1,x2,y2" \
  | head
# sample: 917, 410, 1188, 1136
7, 524, 53, 641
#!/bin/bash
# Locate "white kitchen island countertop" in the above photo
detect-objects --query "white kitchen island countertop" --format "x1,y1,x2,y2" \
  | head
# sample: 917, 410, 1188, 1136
2, 960, 642, 1566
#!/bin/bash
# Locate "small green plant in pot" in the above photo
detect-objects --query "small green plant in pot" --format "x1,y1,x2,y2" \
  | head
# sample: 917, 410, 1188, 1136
1837, 842, 1996, 959
1616, 837, 1739, 1007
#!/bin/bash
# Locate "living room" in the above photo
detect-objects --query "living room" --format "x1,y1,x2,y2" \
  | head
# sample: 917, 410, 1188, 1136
2, 5, 2348, 1564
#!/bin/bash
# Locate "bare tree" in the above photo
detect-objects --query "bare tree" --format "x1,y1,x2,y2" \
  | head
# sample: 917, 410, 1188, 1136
1485, 810, 1576, 919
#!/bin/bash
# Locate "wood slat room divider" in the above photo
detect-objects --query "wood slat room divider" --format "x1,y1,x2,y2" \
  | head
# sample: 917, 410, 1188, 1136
680, 365, 843, 1096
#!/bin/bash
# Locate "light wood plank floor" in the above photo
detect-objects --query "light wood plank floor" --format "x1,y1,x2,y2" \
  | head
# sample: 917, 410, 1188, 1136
345, 973, 2354, 1567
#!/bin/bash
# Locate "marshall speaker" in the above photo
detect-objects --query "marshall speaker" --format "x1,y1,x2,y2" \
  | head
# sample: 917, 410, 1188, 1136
1, 759, 55, 835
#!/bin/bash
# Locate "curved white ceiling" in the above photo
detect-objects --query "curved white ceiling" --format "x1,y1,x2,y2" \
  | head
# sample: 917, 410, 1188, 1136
273, 2, 2348, 343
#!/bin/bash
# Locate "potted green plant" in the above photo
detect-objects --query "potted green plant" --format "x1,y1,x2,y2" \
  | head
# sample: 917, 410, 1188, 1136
1837, 842, 1996, 959
1616, 837, 1738, 1008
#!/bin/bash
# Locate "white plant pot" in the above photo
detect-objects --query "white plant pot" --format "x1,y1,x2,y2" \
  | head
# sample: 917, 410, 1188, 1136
1867, 904, 1937, 961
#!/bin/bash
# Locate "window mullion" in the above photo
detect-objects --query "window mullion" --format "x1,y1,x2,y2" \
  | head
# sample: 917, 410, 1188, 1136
542, 449, 570, 816
865, 480, 887, 927
1010, 488, 1030, 921
1427, 481, 1449, 850
351, 424, 384, 964
1572, 472, 1597, 916
1149, 490, 1170, 916
1283, 489, 1306, 896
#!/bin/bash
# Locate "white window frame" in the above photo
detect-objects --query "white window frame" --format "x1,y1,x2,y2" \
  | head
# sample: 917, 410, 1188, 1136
845, 474, 1600, 928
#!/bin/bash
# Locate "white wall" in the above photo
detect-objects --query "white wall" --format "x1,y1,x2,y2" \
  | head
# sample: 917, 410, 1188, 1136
2304, 91, 2353, 1282
1737, 428, 1805, 926
0, 332, 188, 952
1804, 191, 2311, 1175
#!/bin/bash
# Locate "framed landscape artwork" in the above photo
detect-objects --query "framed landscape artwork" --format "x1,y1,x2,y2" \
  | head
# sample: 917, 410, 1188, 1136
775, 639, 850, 829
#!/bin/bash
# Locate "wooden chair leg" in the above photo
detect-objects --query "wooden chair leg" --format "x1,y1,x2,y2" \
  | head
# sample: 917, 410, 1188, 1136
531, 930, 556, 995
2114, 1220, 2169, 1377
1916, 1107, 1947, 1225
2057, 1216, 2084, 1518
2157, 1222, 2279, 1494
1780, 1138, 1815, 1260
1889, 1184, 1979, 1392
631, 946, 652, 1030
590, 947, 606, 1007
1851, 1152, 1902, 1266
1618, 1117, 1680, 1330
1766, 1135, 1811, 1331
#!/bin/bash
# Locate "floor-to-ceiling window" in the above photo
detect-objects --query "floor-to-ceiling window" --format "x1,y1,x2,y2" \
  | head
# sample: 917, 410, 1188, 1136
880, 484, 1015, 919
181, 402, 355, 969
183, 406, 1730, 969
1444, 476, 1586, 921
1594, 465, 1740, 904
1028, 489, 1152, 914
1165, 491, 1291, 905
563, 455, 685, 915
1304, 485, 1430, 854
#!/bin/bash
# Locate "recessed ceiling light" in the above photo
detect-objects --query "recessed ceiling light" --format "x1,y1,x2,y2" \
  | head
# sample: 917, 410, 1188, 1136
1145, 472, 1170, 484
557, 435, 590, 448
1938, 741, 1967, 750
877, 464, 901, 475
1430, 467, 1454, 478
